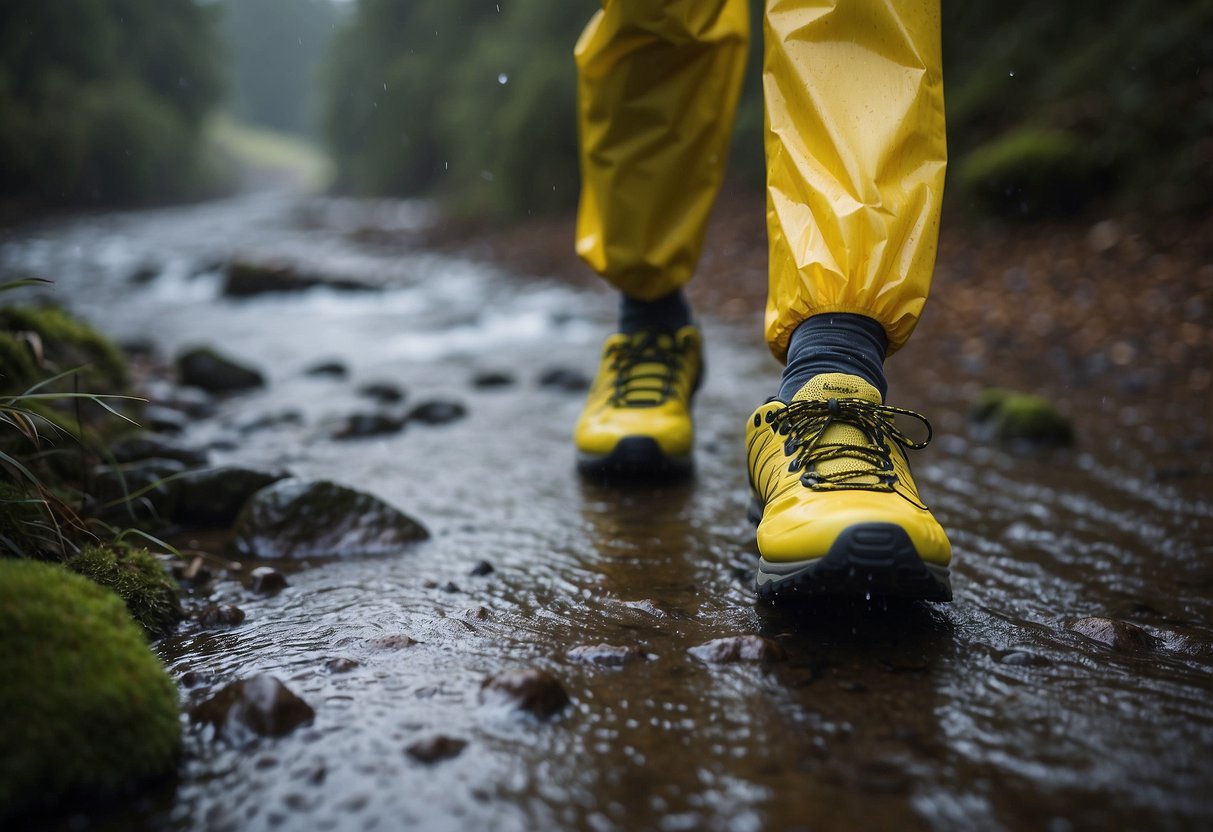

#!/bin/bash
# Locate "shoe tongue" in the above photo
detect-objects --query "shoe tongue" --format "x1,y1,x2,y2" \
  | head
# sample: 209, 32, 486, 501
790, 374, 883, 484
791, 372, 882, 404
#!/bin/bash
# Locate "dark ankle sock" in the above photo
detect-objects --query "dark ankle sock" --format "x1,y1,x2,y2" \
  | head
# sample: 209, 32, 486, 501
619, 288, 692, 333
779, 313, 889, 401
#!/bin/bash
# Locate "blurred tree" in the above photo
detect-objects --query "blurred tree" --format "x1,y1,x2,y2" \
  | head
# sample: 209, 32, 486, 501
0, 0, 226, 206
323, 0, 1213, 221
220, 0, 343, 137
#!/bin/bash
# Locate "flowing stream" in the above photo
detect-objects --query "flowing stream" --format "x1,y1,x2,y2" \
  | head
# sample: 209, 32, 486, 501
2, 191, 1211, 831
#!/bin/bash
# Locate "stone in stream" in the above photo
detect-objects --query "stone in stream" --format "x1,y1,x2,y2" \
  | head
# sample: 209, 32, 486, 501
190, 675, 315, 743
1069, 617, 1160, 651
406, 735, 468, 764
331, 412, 407, 440
143, 404, 189, 435
406, 399, 467, 426
688, 635, 788, 664
232, 479, 429, 559
367, 634, 419, 650
537, 366, 591, 392
90, 458, 186, 522
175, 465, 290, 526
246, 566, 288, 595
468, 560, 494, 577
197, 603, 246, 627
357, 381, 406, 404
479, 669, 571, 719
223, 258, 373, 297
176, 346, 265, 393
111, 434, 210, 467
304, 359, 348, 378
140, 381, 217, 419
325, 657, 360, 673
472, 370, 515, 389
567, 643, 649, 667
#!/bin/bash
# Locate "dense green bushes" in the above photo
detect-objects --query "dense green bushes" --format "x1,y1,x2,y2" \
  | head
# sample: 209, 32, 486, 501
0, 0, 225, 206
322, 0, 1213, 221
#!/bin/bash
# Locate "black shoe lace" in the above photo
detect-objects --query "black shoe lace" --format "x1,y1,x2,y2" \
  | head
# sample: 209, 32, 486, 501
606, 331, 687, 408
768, 397, 933, 506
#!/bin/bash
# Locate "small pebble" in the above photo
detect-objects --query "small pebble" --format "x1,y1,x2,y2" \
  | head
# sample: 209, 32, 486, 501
469, 560, 494, 577
405, 735, 467, 764
246, 566, 288, 595
688, 635, 787, 664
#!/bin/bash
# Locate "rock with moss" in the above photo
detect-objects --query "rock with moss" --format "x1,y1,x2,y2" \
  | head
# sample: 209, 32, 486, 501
0, 306, 127, 394
64, 544, 183, 640
0, 559, 180, 822
970, 389, 1074, 447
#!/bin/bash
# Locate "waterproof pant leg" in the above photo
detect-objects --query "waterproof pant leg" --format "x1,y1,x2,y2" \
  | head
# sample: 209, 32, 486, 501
764, 0, 946, 359
574, 0, 750, 302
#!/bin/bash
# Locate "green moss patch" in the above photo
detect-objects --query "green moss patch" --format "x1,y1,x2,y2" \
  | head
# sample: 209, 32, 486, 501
0, 306, 127, 394
65, 545, 182, 640
0, 559, 180, 821
971, 388, 1075, 446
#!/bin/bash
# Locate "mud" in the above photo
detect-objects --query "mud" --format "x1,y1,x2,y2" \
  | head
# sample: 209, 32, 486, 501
2, 191, 1212, 830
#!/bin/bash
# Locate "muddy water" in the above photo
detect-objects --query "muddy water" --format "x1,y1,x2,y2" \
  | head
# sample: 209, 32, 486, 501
3, 193, 1213, 830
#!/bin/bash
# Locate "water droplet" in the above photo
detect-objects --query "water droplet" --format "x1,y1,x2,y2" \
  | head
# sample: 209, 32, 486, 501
1009, 70, 1016, 77
865, 591, 871, 602
497, 73, 508, 85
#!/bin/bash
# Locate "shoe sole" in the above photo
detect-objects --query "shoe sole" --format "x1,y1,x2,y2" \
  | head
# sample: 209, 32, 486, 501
577, 436, 692, 480
754, 521, 952, 603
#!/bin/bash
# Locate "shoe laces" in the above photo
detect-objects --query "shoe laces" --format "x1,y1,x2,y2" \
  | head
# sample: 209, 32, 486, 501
768, 397, 932, 506
606, 331, 688, 408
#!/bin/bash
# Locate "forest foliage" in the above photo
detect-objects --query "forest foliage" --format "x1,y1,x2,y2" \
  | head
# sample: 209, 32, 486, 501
322, 0, 1213, 220
0, 0, 226, 206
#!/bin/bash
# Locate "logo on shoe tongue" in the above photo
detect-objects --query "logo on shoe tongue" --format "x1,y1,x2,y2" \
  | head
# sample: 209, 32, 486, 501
821, 382, 859, 395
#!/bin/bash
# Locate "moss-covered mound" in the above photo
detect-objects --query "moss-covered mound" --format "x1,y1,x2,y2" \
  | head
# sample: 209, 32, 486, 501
65, 545, 182, 640
0, 559, 180, 821
970, 388, 1075, 446
0, 306, 127, 394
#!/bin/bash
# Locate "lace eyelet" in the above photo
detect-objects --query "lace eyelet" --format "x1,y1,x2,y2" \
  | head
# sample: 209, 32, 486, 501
765, 411, 775, 424
753, 414, 761, 428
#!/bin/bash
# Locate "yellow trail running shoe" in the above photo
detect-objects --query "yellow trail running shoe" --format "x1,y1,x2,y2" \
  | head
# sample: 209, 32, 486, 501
746, 372, 952, 601
575, 326, 702, 478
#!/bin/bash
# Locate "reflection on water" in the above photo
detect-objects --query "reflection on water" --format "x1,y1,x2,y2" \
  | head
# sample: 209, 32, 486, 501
3, 193, 1212, 830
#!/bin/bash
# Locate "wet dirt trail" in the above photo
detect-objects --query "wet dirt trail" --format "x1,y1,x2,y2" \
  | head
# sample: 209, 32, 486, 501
3, 192, 1212, 830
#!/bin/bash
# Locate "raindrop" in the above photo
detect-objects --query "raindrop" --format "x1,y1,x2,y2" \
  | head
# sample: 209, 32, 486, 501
865, 591, 871, 602
1008, 70, 1016, 77
497, 73, 509, 85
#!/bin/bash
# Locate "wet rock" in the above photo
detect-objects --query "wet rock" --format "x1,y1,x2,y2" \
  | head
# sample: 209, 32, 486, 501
996, 650, 1052, 668
143, 405, 190, 435
472, 370, 515, 389
970, 389, 1074, 447
406, 399, 467, 426
567, 643, 648, 667
621, 599, 669, 618
325, 657, 359, 673
177, 346, 265, 393
357, 381, 405, 404
175, 465, 290, 526
190, 675, 315, 742
405, 735, 467, 764
537, 366, 591, 392
232, 479, 429, 559
128, 262, 160, 284
91, 458, 186, 522
304, 359, 348, 379
197, 603, 246, 627
441, 581, 461, 594
480, 669, 570, 720
223, 258, 372, 297
111, 434, 209, 467
331, 412, 406, 440
1069, 617, 1159, 651
367, 634, 418, 650
469, 560, 494, 577
688, 635, 788, 664
246, 566, 288, 595
235, 408, 304, 434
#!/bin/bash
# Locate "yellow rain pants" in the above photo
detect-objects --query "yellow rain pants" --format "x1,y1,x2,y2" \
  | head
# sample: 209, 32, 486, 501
575, 0, 946, 360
